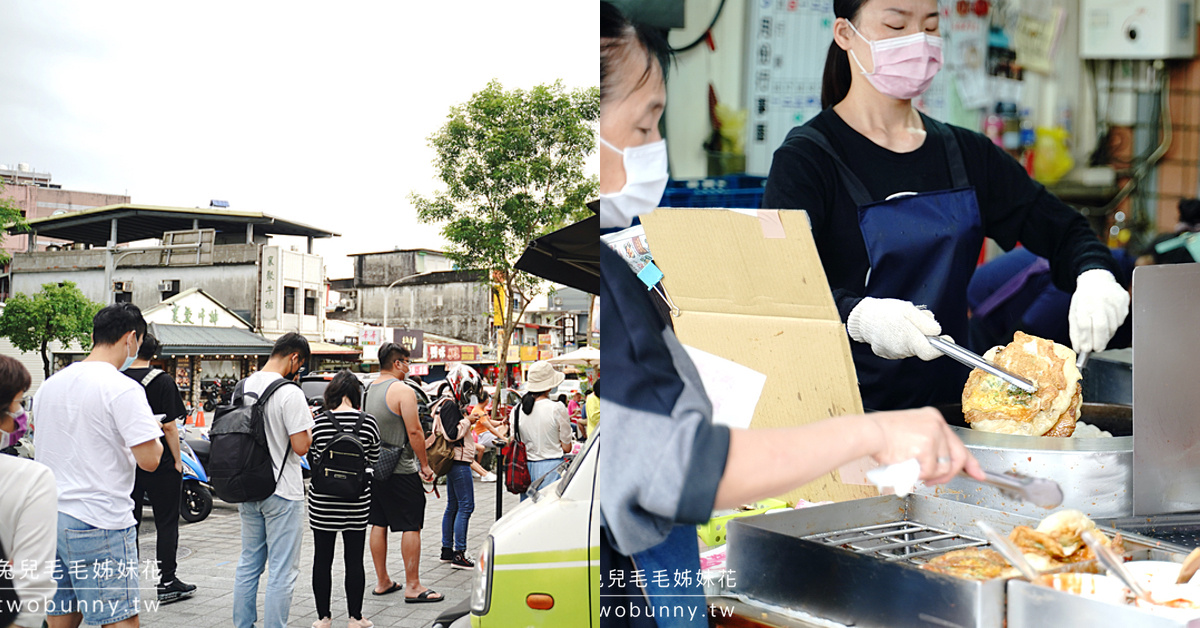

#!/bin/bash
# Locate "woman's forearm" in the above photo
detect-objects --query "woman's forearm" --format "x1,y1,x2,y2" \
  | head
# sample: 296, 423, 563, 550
712, 414, 882, 510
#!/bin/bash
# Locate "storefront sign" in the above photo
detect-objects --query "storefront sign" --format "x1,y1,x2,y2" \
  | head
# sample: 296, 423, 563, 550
539, 350, 552, 361
507, 345, 520, 362
459, 345, 479, 361
538, 333, 552, 346
260, 246, 279, 325
393, 328, 424, 355
427, 344, 462, 363
409, 363, 429, 376
520, 346, 539, 362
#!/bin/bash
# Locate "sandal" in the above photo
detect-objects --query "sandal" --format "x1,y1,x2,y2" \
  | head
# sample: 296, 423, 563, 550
404, 589, 444, 604
371, 582, 402, 596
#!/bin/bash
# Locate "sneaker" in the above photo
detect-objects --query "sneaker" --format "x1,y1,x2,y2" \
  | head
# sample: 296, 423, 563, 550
347, 618, 374, 628
312, 619, 332, 628
440, 546, 455, 563
158, 579, 197, 604
481, 472, 497, 483
451, 550, 475, 570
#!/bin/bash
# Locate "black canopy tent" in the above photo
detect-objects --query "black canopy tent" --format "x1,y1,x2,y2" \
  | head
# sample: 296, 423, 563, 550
515, 214, 600, 295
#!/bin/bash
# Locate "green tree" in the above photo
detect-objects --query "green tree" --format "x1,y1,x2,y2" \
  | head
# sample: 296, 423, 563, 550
0, 181, 30, 264
412, 79, 598, 416
0, 281, 101, 379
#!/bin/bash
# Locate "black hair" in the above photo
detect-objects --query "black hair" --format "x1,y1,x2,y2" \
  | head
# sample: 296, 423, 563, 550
591, 379, 600, 397
93, 303, 147, 346
137, 332, 160, 361
519, 386, 553, 415
600, 1, 672, 105
377, 342, 410, 371
0, 355, 30, 411
324, 369, 363, 411
821, 0, 870, 110
1179, 198, 1200, 228
271, 332, 311, 364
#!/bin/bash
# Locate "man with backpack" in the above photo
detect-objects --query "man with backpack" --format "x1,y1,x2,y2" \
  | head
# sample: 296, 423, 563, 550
125, 333, 197, 604
225, 333, 314, 628
365, 343, 442, 603
34, 303, 165, 628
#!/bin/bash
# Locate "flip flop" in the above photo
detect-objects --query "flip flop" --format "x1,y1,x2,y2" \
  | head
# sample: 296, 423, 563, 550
404, 589, 444, 604
371, 582, 402, 596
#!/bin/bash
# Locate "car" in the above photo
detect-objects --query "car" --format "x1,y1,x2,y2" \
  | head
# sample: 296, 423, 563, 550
468, 427, 599, 626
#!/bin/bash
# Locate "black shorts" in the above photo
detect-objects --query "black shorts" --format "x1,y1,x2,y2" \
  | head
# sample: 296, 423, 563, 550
369, 472, 425, 532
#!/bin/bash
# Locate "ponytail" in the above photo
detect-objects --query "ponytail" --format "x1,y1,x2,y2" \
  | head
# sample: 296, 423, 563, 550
822, 0, 869, 110
520, 391, 539, 415
820, 41, 852, 110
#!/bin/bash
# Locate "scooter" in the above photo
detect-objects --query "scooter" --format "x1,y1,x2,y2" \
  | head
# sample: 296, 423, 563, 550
178, 435, 213, 523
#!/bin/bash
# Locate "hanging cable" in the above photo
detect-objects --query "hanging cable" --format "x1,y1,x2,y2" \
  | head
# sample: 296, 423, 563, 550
670, 0, 727, 53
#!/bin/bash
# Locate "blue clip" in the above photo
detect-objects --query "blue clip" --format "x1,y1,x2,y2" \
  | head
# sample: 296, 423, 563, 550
637, 262, 664, 290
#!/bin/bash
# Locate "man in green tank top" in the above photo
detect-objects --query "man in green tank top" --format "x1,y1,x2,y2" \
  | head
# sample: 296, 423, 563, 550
365, 343, 443, 603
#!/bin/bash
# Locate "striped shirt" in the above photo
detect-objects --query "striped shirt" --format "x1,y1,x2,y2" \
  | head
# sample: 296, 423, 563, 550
306, 410, 381, 532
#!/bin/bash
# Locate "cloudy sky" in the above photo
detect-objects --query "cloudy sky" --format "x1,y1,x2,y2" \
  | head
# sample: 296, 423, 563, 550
0, 1, 598, 277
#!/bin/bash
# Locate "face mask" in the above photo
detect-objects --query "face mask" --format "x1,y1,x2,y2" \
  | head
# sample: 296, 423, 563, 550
599, 136, 669, 229
0, 407, 28, 449
119, 336, 137, 372
846, 20, 943, 101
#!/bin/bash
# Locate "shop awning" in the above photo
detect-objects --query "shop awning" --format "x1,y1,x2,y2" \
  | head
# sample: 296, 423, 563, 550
150, 323, 274, 357
310, 341, 361, 356
515, 213, 600, 295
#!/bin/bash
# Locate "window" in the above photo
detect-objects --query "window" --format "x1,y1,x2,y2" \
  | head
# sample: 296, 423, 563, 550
283, 286, 296, 314
161, 279, 181, 300
115, 291, 133, 304
304, 289, 317, 316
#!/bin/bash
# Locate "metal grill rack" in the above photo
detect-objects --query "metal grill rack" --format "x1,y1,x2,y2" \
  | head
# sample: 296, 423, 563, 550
802, 521, 988, 565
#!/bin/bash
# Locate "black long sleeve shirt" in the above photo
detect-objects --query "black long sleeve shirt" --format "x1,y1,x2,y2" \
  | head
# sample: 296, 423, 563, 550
762, 109, 1120, 322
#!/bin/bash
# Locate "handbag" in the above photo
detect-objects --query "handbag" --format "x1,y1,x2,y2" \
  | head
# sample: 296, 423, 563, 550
426, 431, 455, 477
503, 405, 531, 494
373, 443, 403, 479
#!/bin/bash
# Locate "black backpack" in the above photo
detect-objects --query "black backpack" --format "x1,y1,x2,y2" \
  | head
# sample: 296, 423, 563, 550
311, 411, 370, 498
208, 377, 300, 503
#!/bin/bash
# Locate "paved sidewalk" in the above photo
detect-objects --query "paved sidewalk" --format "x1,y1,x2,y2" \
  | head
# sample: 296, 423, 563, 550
132, 476, 519, 628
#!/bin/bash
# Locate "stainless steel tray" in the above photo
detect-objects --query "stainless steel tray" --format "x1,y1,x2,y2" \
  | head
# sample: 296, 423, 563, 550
726, 494, 1187, 628
1008, 580, 1200, 627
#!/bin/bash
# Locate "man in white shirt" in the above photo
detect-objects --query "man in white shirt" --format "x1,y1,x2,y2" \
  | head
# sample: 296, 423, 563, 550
232, 332, 314, 628
34, 303, 164, 628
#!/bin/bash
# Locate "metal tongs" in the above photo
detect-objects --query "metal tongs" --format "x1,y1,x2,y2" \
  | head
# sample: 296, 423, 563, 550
927, 336, 1038, 394
963, 469, 1064, 509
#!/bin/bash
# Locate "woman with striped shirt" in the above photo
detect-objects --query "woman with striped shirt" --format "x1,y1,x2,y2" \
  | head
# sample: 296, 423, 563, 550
308, 370, 381, 628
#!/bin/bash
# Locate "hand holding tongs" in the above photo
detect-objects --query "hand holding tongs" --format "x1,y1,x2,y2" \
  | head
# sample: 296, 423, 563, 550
926, 336, 1038, 394
963, 469, 1064, 509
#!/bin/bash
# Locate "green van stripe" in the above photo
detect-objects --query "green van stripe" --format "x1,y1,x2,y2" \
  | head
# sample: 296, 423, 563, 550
492, 547, 599, 566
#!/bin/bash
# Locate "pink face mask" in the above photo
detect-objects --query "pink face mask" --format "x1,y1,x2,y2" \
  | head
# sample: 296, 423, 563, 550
0, 407, 27, 449
846, 20, 943, 101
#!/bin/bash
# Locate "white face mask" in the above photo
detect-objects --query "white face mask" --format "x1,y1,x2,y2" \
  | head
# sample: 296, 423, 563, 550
599, 136, 669, 229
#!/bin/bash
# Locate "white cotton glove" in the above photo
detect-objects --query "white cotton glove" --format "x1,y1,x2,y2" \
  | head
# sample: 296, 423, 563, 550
1068, 269, 1130, 355
846, 297, 946, 361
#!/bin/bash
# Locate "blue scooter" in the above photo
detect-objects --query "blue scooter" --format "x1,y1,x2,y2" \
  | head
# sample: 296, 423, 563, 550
178, 435, 213, 523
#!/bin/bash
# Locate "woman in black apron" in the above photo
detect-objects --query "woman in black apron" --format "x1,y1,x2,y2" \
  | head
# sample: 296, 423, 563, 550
764, 0, 1130, 411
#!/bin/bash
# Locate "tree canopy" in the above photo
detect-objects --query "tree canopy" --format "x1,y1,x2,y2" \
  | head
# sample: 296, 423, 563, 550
412, 79, 598, 406
0, 281, 100, 378
0, 181, 30, 264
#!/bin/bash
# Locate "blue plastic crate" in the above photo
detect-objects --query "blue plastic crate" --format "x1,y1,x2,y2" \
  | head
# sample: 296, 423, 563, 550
659, 176, 767, 209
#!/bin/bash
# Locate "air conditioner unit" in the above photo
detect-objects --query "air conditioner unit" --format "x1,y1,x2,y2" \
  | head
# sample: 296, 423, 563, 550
159, 280, 174, 292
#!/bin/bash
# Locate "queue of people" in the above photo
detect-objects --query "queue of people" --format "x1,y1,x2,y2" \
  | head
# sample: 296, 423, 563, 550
0, 306, 570, 628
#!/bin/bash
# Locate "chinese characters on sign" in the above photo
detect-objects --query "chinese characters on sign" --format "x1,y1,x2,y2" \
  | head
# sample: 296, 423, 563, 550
260, 246, 279, 324
392, 329, 424, 356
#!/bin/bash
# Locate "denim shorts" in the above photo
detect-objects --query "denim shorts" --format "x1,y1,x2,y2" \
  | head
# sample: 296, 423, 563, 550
49, 512, 141, 625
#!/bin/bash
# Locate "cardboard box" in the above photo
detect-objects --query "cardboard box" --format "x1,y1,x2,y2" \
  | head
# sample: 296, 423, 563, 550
640, 208, 876, 504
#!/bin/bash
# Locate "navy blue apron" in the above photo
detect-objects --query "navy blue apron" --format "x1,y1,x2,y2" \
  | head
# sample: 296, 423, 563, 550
792, 120, 983, 410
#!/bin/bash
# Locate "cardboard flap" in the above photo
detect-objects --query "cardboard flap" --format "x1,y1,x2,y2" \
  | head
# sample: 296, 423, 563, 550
638, 208, 873, 504
640, 209, 840, 321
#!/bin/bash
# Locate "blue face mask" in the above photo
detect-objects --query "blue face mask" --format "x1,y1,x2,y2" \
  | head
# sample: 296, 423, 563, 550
119, 337, 136, 372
